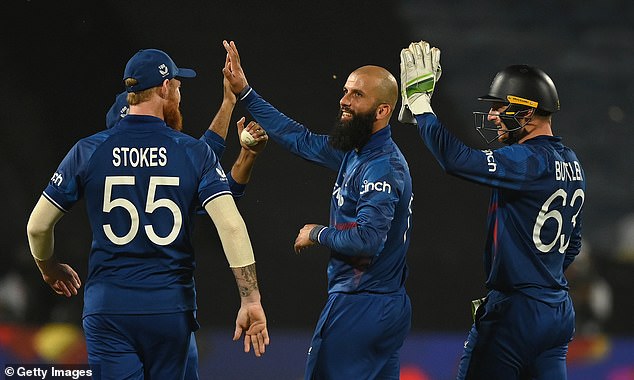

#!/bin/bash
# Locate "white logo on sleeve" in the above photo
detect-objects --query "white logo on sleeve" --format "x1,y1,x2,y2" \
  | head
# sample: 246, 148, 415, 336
360, 180, 392, 195
215, 167, 227, 181
482, 149, 497, 172
158, 64, 169, 77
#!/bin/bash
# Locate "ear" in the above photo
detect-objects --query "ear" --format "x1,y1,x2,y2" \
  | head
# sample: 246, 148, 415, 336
159, 79, 171, 98
375, 103, 392, 121
521, 108, 535, 119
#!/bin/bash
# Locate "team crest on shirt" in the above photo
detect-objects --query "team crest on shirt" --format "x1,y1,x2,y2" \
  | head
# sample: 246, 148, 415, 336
215, 167, 227, 182
332, 184, 344, 207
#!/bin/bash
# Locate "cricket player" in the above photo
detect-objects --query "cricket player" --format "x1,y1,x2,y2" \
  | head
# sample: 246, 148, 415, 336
26, 48, 269, 379
104, 77, 268, 380
399, 41, 584, 379
222, 40, 413, 380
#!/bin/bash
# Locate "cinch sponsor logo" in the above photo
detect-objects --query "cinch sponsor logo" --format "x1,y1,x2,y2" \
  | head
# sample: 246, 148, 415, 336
360, 180, 392, 195
482, 149, 497, 172
51, 172, 63, 186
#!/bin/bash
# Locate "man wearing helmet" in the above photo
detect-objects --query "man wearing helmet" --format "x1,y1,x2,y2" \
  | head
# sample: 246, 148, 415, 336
399, 41, 585, 379
473, 64, 562, 145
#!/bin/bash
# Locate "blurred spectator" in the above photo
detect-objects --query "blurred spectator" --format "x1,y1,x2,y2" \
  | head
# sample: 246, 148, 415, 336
567, 240, 613, 336
616, 213, 634, 262
0, 271, 28, 321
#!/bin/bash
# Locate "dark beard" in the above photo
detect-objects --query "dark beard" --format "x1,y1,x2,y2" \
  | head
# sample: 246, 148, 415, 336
328, 108, 375, 151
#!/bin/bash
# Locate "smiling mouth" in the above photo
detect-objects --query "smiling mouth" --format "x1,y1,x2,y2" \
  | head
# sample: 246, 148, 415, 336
341, 110, 353, 120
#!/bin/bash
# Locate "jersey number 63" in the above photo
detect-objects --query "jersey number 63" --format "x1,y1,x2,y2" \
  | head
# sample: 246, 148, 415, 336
532, 188, 585, 254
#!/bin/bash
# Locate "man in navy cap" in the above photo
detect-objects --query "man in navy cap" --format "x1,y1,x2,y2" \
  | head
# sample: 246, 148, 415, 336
26, 49, 270, 379
105, 75, 269, 380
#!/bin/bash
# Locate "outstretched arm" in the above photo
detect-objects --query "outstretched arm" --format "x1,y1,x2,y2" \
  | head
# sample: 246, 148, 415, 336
201, 77, 268, 199
208, 77, 237, 140
222, 40, 344, 171
204, 194, 270, 356
26, 196, 81, 297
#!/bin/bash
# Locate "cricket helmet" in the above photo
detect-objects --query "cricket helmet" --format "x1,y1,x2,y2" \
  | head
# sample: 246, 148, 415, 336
478, 64, 560, 113
473, 65, 559, 144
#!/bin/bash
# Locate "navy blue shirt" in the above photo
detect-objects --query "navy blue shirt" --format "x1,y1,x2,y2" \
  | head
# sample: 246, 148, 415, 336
242, 88, 413, 294
43, 115, 231, 316
416, 113, 585, 303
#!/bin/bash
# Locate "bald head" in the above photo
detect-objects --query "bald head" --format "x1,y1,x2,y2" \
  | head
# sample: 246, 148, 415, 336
352, 65, 399, 110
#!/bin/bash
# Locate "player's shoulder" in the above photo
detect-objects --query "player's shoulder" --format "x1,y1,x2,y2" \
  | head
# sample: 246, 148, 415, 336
81, 128, 115, 142
495, 139, 545, 158
150, 128, 207, 150
72, 129, 117, 153
362, 150, 410, 181
381, 142, 411, 172
163, 130, 215, 161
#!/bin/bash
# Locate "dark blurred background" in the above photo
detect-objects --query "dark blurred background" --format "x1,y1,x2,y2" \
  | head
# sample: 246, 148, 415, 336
2, 0, 633, 343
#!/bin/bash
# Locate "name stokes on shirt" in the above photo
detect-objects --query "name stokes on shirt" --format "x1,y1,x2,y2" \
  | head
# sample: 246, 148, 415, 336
112, 146, 168, 167
49, 146, 168, 187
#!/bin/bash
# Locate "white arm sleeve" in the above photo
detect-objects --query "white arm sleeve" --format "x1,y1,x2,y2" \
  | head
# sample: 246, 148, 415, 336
204, 194, 256, 268
26, 195, 65, 261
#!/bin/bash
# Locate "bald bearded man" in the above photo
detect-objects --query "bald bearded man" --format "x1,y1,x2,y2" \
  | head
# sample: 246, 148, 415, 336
222, 41, 413, 380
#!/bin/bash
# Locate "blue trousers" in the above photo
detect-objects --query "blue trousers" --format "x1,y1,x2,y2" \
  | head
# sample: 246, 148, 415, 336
456, 290, 575, 380
83, 312, 197, 380
305, 291, 411, 380
185, 333, 199, 380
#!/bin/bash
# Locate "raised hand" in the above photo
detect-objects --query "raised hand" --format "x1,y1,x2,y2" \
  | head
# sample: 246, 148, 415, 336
222, 40, 249, 96
398, 40, 441, 122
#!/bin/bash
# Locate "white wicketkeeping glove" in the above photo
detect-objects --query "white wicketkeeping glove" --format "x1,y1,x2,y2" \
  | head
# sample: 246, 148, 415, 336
398, 41, 442, 123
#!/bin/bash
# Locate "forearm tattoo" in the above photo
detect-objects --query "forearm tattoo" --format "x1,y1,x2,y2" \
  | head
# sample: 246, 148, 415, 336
234, 263, 259, 297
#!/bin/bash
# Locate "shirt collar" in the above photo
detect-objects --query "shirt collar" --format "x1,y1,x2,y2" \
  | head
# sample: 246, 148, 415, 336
524, 135, 562, 145
356, 125, 391, 153
117, 114, 170, 131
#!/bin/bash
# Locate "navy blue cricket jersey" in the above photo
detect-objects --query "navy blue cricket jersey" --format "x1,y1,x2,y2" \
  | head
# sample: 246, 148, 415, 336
43, 115, 231, 317
242, 88, 413, 294
198, 129, 246, 200
416, 113, 585, 303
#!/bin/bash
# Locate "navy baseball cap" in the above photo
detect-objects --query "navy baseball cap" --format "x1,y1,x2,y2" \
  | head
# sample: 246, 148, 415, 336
105, 91, 129, 129
123, 49, 196, 92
